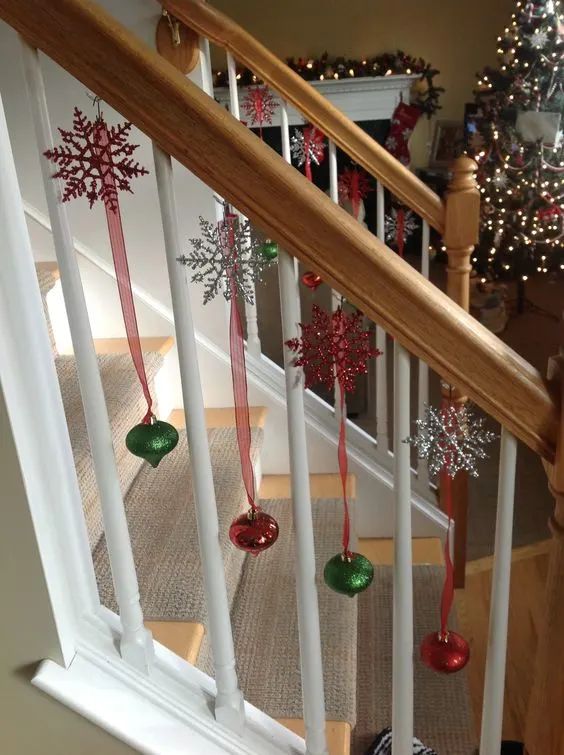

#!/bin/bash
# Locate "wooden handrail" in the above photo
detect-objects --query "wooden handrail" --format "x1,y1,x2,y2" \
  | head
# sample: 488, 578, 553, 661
0, 0, 558, 461
163, 0, 446, 235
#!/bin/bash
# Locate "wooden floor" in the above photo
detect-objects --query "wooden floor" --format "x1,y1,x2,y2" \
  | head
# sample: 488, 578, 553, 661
456, 540, 551, 743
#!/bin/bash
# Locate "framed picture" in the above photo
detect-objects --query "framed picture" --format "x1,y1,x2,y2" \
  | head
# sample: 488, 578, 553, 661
430, 120, 465, 168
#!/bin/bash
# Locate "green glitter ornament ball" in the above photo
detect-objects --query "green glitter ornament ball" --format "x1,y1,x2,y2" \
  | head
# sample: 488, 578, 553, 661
323, 551, 374, 597
260, 239, 279, 261
125, 417, 179, 468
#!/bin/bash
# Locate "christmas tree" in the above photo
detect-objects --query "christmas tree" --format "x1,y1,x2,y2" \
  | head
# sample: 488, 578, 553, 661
469, 0, 563, 293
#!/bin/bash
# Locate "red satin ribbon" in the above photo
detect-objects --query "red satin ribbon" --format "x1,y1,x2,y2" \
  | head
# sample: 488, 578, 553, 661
439, 398, 455, 635
397, 207, 405, 259
338, 388, 351, 554
97, 121, 153, 423
223, 215, 257, 510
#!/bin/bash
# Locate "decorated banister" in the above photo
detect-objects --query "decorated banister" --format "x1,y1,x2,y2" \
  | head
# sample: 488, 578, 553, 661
524, 319, 564, 755
162, 0, 445, 232
442, 155, 481, 587
0, 0, 558, 459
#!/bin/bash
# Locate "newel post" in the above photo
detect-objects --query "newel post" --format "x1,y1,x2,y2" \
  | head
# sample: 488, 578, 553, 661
442, 156, 480, 587
524, 322, 564, 755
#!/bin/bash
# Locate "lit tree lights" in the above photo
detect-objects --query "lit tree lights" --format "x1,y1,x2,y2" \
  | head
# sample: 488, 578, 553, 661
470, 0, 564, 293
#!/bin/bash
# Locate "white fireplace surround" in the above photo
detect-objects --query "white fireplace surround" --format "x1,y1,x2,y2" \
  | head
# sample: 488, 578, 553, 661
214, 73, 419, 126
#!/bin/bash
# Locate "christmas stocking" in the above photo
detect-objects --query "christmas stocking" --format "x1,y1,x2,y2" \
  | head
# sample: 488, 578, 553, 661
385, 102, 422, 166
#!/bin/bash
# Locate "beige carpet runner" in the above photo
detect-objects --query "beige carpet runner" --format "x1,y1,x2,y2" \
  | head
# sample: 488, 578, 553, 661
94, 427, 263, 624
198, 498, 359, 724
352, 566, 477, 755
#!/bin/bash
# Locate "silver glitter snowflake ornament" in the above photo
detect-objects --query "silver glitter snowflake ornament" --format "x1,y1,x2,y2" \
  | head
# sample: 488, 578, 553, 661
178, 216, 274, 305
385, 207, 418, 245
290, 126, 326, 168
405, 403, 497, 478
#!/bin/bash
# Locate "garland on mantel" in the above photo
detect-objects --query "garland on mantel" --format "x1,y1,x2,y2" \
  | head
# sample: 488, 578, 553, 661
213, 50, 444, 116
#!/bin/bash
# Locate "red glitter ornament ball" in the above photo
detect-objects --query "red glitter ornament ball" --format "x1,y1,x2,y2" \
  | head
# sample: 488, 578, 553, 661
420, 630, 470, 674
229, 508, 279, 555
302, 271, 322, 290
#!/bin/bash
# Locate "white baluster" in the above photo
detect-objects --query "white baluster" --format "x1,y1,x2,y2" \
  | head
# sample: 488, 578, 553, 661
376, 180, 389, 453
197, 36, 214, 97
392, 341, 413, 754
479, 429, 517, 755
328, 139, 344, 423
417, 220, 430, 486
226, 52, 261, 358
279, 101, 328, 755
20, 42, 154, 673
152, 144, 245, 732
198, 38, 232, 323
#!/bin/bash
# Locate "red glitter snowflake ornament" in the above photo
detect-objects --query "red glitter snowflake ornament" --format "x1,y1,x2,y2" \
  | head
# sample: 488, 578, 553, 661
338, 167, 372, 220
44, 107, 148, 210
286, 305, 381, 394
241, 86, 277, 137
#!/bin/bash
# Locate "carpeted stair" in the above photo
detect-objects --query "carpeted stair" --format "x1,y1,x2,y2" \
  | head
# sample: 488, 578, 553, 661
57, 352, 163, 548
198, 498, 358, 724
353, 566, 477, 755
93, 425, 263, 624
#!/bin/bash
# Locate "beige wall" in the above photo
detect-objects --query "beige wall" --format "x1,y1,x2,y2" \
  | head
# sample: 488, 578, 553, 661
0, 389, 134, 754
213, 0, 514, 166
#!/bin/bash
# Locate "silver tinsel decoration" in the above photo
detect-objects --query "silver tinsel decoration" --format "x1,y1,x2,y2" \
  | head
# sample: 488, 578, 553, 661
178, 216, 274, 305
405, 403, 497, 478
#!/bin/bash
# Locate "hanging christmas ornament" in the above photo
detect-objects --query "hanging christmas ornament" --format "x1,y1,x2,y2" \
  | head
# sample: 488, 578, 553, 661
180, 209, 278, 553
290, 125, 326, 181
406, 397, 495, 673
385, 206, 418, 258
229, 508, 280, 556
337, 166, 372, 220
241, 85, 278, 139
384, 101, 422, 166
260, 238, 279, 260
406, 402, 497, 478
125, 417, 179, 468
287, 305, 380, 592
178, 215, 273, 304
301, 271, 323, 290
420, 629, 470, 675
45, 104, 178, 464
323, 551, 374, 597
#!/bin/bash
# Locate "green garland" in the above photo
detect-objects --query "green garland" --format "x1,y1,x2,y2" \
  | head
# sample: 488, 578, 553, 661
213, 50, 444, 117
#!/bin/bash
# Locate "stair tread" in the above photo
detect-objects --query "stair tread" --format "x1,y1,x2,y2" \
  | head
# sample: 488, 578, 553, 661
93, 426, 264, 624
169, 406, 268, 430
198, 497, 359, 725
56, 351, 164, 548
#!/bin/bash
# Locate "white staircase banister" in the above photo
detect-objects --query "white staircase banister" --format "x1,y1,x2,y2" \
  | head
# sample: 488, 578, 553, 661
278, 99, 328, 755
152, 142, 245, 732
479, 429, 518, 754
392, 341, 414, 753
226, 51, 261, 359
375, 180, 389, 456
20, 40, 154, 673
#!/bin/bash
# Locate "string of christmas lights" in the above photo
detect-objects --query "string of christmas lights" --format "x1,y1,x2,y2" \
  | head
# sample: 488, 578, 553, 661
468, 0, 564, 283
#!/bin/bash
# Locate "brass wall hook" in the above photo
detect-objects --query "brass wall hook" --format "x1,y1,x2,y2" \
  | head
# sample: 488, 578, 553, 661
162, 9, 181, 47
156, 8, 199, 74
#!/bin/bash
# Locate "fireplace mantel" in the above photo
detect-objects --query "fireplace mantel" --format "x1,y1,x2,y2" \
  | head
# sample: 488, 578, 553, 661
213, 74, 419, 126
